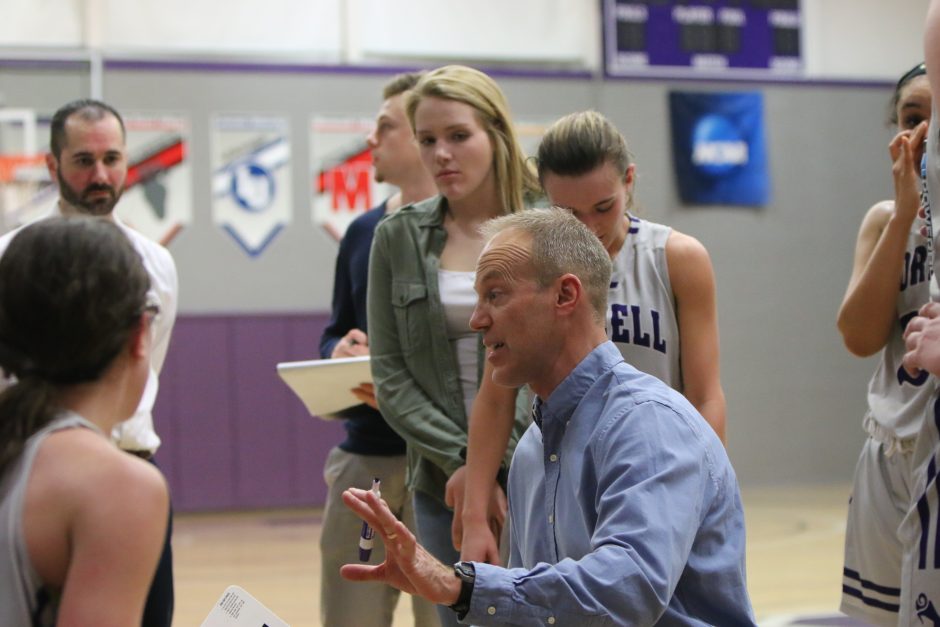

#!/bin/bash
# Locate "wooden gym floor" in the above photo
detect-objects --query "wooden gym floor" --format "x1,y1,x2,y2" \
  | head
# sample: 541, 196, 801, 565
172, 483, 866, 626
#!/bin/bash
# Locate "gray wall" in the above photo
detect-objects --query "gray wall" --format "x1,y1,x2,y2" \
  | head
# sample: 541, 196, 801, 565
0, 62, 889, 486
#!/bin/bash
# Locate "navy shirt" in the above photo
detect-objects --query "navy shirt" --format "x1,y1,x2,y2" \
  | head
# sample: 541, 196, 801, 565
319, 201, 406, 456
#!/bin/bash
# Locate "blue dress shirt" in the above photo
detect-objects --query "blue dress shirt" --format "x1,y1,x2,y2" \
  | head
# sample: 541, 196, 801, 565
465, 341, 755, 626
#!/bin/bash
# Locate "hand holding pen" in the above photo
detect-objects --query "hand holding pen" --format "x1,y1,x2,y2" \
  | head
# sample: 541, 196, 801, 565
330, 329, 377, 408
359, 478, 381, 561
331, 329, 370, 358
342, 486, 463, 607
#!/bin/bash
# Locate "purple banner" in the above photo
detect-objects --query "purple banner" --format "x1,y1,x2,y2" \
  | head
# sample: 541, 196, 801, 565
603, 0, 801, 79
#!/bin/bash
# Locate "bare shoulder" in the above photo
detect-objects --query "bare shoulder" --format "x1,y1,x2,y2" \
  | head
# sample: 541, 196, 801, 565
665, 229, 714, 282
35, 428, 168, 513
26, 426, 168, 583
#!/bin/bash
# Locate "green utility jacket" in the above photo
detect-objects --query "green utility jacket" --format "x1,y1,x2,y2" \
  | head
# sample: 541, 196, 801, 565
367, 195, 531, 502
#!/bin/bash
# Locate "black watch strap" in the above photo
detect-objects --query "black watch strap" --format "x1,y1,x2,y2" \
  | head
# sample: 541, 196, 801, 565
449, 561, 476, 617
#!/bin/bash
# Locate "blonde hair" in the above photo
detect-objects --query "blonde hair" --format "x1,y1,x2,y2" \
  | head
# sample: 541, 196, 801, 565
406, 65, 539, 214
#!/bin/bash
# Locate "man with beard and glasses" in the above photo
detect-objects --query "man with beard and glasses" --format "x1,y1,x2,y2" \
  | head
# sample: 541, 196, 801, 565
0, 99, 178, 627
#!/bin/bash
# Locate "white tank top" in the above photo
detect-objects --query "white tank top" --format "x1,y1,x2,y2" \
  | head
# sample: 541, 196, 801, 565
438, 269, 479, 419
866, 219, 937, 442
0, 411, 98, 627
607, 217, 682, 391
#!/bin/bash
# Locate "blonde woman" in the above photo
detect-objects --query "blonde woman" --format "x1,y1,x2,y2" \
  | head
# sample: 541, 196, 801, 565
367, 65, 539, 626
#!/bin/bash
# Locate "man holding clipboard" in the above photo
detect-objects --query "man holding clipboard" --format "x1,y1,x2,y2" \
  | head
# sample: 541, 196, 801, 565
316, 73, 438, 627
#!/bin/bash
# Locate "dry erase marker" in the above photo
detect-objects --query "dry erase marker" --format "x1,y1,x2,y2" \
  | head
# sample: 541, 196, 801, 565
358, 478, 381, 561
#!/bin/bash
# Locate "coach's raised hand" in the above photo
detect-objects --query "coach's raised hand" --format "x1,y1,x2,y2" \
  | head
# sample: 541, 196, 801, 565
340, 488, 461, 607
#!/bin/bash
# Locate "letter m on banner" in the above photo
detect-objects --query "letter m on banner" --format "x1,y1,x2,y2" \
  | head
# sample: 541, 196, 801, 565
310, 116, 394, 242
318, 148, 372, 212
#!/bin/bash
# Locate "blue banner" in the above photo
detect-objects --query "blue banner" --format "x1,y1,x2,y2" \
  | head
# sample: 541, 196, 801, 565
669, 91, 769, 206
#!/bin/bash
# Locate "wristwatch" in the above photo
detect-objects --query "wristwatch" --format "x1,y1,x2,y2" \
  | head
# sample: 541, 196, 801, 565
449, 561, 476, 617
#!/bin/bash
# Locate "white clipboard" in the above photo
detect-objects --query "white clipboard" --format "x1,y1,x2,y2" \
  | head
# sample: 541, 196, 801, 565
276, 355, 371, 418
200, 585, 289, 626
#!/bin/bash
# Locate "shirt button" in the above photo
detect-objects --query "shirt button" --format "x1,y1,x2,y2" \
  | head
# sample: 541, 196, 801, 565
548, 618, 556, 625
488, 606, 497, 615
549, 454, 558, 462
548, 514, 554, 524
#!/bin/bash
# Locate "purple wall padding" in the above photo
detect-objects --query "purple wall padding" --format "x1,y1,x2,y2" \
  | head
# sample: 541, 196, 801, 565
152, 313, 346, 512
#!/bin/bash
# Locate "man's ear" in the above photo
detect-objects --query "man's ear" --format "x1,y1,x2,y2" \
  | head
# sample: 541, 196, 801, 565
555, 274, 583, 315
45, 152, 58, 183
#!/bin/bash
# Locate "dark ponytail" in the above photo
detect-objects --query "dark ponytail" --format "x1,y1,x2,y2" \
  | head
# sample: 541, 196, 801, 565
0, 217, 150, 476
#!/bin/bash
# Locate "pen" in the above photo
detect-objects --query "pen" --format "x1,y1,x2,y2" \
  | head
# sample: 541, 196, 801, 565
358, 477, 381, 561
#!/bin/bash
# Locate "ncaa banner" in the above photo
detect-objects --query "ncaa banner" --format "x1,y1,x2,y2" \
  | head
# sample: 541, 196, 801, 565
668, 91, 768, 206
211, 113, 292, 257
118, 112, 192, 247
310, 116, 394, 242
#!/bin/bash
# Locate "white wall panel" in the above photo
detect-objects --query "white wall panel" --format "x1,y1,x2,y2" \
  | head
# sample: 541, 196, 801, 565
0, 0, 83, 47
101, 0, 343, 57
802, 0, 929, 79
352, 0, 598, 68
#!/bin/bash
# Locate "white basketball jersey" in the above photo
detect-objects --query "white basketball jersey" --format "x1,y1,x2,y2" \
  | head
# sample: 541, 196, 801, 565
607, 217, 682, 391
867, 221, 937, 440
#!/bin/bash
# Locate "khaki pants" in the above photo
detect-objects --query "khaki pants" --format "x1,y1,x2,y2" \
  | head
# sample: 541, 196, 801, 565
320, 447, 439, 627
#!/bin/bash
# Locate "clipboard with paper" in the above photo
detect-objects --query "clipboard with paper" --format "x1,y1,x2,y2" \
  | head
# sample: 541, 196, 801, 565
200, 585, 289, 626
276, 355, 372, 418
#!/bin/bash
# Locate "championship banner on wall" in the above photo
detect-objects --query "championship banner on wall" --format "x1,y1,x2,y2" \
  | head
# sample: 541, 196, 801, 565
668, 91, 769, 206
310, 116, 393, 242
118, 113, 192, 246
211, 114, 291, 257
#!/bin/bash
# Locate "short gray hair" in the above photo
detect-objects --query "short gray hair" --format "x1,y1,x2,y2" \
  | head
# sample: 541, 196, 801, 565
480, 207, 612, 321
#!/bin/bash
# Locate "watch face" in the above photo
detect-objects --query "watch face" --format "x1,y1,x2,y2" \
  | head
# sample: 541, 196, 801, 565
454, 561, 476, 581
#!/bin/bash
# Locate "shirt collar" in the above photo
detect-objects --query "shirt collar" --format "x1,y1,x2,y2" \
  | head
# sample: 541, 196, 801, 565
416, 195, 448, 228
535, 341, 623, 427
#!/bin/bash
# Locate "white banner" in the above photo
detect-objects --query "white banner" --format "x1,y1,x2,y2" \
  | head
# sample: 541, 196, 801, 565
118, 112, 192, 246
309, 116, 393, 242
211, 114, 292, 257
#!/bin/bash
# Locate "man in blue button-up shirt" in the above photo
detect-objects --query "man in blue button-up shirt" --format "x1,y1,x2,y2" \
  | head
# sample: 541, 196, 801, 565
341, 208, 755, 626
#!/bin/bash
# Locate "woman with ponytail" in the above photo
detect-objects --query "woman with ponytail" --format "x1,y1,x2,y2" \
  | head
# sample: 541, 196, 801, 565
0, 216, 169, 626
